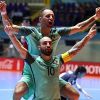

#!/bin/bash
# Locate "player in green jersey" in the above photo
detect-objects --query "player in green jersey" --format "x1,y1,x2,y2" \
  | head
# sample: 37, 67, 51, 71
4, 24, 96, 100
0, 1, 100, 99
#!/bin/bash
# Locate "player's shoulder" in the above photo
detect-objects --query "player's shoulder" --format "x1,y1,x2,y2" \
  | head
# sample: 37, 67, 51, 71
59, 72, 66, 77
68, 71, 73, 74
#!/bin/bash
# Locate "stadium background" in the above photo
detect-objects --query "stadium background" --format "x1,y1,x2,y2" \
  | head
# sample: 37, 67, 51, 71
0, 0, 100, 100
0, 0, 100, 76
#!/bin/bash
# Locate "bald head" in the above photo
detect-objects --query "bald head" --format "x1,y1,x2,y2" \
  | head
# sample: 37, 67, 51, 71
39, 36, 52, 44
40, 9, 54, 17
39, 8, 55, 28
39, 36, 52, 56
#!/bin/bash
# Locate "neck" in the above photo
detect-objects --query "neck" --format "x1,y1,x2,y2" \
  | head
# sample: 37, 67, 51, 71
41, 54, 52, 61
41, 26, 51, 36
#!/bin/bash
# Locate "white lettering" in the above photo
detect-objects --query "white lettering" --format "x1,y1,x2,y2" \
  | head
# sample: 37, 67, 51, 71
61, 63, 100, 75
0, 59, 14, 70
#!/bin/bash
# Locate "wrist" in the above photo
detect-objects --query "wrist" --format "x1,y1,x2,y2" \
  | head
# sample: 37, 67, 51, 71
93, 14, 98, 20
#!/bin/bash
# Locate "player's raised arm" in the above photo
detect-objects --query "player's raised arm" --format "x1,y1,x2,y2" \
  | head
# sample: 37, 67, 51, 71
0, 1, 33, 36
68, 24, 96, 58
4, 25, 27, 59
61, 24, 96, 63
69, 7, 100, 35
0, 1, 19, 32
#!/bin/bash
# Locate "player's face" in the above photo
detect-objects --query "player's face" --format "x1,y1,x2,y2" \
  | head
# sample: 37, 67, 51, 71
77, 72, 86, 78
39, 37, 53, 56
40, 9, 55, 28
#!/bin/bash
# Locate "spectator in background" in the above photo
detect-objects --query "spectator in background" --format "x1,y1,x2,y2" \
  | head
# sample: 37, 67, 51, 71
6, 42, 17, 57
0, 1, 100, 100
10, 8, 23, 24
21, 17, 31, 26
0, 39, 4, 56
20, 36, 28, 50
20, 17, 31, 49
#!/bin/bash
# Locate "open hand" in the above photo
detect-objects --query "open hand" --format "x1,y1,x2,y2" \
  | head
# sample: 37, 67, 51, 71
95, 7, 100, 20
87, 24, 96, 39
0, 1, 7, 13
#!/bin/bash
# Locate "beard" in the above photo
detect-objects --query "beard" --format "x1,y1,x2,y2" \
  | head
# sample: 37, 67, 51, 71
41, 49, 53, 56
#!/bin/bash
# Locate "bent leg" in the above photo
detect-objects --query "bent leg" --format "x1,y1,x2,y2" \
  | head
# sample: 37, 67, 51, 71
60, 83, 80, 100
13, 82, 28, 100
21, 62, 35, 99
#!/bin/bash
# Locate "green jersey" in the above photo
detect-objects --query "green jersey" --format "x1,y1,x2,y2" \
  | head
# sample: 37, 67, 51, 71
19, 26, 70, 55
25, 51, 71, 100
26, 55, 61, 100
18, 26, 71, 99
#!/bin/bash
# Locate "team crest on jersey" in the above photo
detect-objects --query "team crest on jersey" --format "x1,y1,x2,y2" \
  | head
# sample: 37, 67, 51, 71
50, 35, 59, 41
53, 58, 59, 66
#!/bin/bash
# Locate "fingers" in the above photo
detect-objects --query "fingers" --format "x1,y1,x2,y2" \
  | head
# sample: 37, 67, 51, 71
0, 1, 5, 4
88, 24, 96, 38
91, 24, 96, 30
0, 1, 5, 6
96, 7, 100, 12
0, 1, 6, 11
95, 7, 100, 20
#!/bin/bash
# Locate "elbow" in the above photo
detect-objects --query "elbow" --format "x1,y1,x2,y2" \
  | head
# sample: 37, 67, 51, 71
76, 24, 85, 32
80, 27, 86, 32
77, 26, 84, 32
20, 50, 27, 59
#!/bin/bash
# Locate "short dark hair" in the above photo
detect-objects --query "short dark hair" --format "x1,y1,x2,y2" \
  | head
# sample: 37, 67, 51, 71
75, 66, 87, 74
39, 7, 52, 17
22, 17, 31, 24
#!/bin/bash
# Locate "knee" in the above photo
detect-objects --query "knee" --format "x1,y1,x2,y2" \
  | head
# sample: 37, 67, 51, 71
60, 83, 80, 100
13, 82, 28, 99
72, 91, 80, 100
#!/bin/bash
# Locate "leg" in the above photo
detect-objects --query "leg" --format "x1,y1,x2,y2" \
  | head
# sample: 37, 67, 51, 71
17, 62, 34, 99
60, 83, 80, 100
13, 82, 28, 100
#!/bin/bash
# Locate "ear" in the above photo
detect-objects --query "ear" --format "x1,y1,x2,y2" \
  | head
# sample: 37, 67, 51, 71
39, 17, 41, 22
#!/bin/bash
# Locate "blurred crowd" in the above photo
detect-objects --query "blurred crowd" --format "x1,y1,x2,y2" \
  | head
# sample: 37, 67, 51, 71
6, 2, 31, 24
52, 2, 99, 26
0, 17, 31, 58
0, 2, 100, 26
0, 1, 100, 58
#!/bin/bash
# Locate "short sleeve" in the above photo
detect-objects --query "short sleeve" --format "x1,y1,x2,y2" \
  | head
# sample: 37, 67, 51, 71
18, 26, 36, 37
56, 27, 71, 36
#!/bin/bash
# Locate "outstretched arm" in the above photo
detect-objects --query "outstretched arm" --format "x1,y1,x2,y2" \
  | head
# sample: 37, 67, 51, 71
61, 24, 96, 63
0, 1, 33, 36
68, 24, 96, 58
75, 82, 92, 99
69, 7, 100, 35
0, 1, 19, 33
